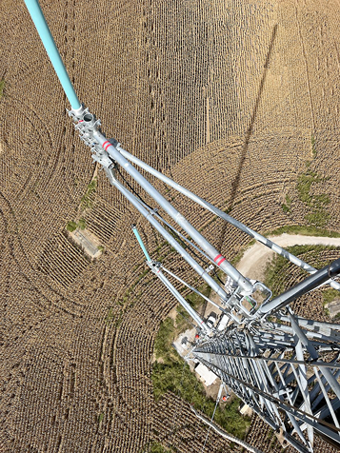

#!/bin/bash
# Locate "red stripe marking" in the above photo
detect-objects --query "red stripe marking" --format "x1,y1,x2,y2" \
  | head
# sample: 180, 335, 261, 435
104, 143, 112, 151
217, 257, 226, 266
214, 254, 222, 262
78, 120, 84, 123
102, 140, 110, 149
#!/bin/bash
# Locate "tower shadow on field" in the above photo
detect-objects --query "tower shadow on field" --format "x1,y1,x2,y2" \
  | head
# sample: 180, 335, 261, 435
218, 24, 278, 251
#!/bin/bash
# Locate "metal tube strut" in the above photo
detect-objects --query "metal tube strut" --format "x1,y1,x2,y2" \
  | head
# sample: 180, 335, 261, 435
259, 258, 340, 315
117, 146, 340, 292
132, 226, 151, 262
24, 0, 81, 109
104, 168, 228, 302
94, 133, 253, 295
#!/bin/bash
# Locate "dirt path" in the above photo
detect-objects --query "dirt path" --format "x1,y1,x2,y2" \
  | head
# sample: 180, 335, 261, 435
236, 234, 340, 281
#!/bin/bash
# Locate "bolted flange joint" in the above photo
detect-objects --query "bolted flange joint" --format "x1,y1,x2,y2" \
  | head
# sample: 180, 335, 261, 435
147, 260, 162, 274
67, 104, 117, 170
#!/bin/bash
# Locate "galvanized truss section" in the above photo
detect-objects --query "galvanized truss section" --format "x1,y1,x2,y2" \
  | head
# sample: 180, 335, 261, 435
193, 309, 340, 453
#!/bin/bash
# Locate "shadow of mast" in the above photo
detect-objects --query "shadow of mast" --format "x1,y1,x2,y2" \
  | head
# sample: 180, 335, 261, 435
217, 24, 278, 251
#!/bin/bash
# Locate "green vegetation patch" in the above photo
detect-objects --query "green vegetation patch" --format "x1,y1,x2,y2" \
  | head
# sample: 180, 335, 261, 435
291, 136, 331, 227
105, 307, 114, 325
0, 79, 5, 98
282, 194, 292, 214
297, 170, 324, 205
323, 288, 340, 306
66, 221, 77, 232
81, 176, 97, 209
154, 318, 178, 363
66, 218, 86, 232
297, 162, 330, 227
78, 218, 86, 230
142, 441, 174, 453
265, 225, 340, 238
152, 318, 251, 439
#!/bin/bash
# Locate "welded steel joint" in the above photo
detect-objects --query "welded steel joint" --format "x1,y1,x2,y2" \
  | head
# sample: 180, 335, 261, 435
147, 260, 161, 274
68, 105, 117, 170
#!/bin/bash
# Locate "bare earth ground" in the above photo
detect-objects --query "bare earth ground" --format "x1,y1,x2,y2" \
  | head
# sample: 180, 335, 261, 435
1, 0, 340, 452
237, 234, 340, 281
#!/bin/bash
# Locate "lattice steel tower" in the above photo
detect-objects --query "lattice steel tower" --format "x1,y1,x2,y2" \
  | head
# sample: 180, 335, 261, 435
23, 1, 340, 452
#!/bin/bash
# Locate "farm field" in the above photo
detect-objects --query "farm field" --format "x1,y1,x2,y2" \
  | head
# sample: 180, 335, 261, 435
1, 0, 340, 452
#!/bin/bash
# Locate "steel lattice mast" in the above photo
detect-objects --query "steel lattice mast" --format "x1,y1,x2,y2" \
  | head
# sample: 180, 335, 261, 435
23, 1, 340, 452
193, 312, 340, 452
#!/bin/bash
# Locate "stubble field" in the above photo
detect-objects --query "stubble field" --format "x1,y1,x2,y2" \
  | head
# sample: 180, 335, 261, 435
1, 0, 340, 452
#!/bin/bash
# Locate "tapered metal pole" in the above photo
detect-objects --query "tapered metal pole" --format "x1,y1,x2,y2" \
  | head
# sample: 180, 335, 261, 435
23, 0, 252, 295
24, 0, 81, 110
132, 226, 151, 262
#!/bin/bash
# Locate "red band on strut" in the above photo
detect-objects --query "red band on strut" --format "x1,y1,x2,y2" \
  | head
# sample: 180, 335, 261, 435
217, 257, 226, 266
102, 140, 110, 150
214, 254, 222, 262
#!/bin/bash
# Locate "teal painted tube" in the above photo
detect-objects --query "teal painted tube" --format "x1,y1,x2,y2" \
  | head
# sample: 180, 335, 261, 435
132, 226, 151, 262
24, 0, 81, 110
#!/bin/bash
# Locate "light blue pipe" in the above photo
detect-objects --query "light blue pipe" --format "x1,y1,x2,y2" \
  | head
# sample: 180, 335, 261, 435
132, 226, 151, 262
24, 0, 81, 110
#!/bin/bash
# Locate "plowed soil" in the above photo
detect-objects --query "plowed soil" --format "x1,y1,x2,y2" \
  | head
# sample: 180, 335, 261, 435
1, 1, 340, 452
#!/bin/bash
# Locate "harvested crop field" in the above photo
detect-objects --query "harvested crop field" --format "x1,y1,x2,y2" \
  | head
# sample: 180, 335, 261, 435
1, 0, 340, 452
